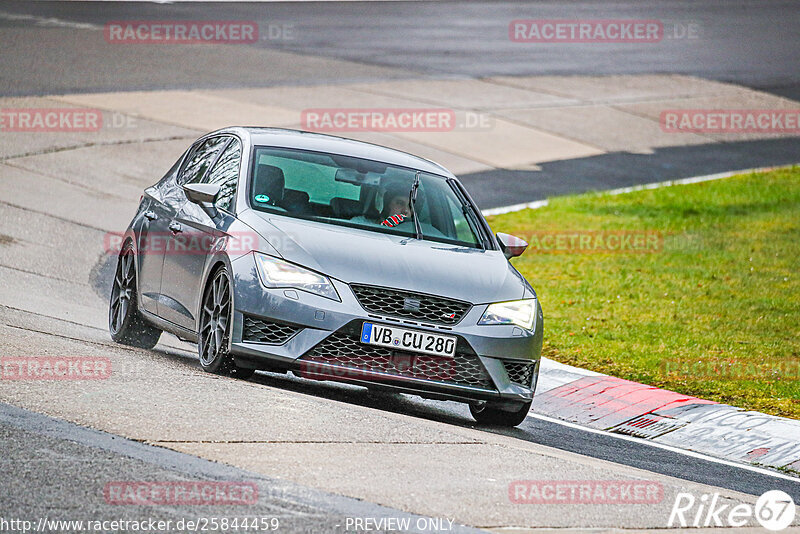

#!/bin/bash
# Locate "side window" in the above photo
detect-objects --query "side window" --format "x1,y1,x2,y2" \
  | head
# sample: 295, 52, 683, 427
202, 138, 241, 212
152, 148, 189, 202
258, 155, 360, 204
179, 137, 229, 185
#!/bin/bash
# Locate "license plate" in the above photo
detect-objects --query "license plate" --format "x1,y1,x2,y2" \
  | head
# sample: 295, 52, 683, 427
360, 322, 456, 358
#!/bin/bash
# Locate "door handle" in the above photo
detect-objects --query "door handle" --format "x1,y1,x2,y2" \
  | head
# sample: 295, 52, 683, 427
169, 222, 182, 234
144, 210, 157, 221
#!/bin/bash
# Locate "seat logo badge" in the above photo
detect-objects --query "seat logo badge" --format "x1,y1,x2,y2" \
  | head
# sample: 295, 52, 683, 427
403, 298, 421, 312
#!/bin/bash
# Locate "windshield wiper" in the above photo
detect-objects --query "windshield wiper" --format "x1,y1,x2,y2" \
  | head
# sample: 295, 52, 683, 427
409, 171, 423, 240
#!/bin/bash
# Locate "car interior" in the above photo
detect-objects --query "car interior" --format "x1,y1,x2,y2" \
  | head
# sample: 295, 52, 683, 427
248, 149, 482, 247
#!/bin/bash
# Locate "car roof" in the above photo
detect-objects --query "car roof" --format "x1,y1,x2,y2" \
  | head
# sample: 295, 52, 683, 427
211, 127, 455, 178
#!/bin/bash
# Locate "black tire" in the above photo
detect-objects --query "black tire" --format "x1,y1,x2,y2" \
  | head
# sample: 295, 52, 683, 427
109, 246, 162, 349
198, 267, 253, 379
469, 400, 532, 427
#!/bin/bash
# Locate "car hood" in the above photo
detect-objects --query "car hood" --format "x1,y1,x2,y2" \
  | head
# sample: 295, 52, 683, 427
239, 210, 526, 304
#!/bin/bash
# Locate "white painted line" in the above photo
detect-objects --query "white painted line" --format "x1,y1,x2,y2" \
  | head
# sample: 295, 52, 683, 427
602, 164, 798, 197
526, 412, 800, 484
481, 164, 799, 217
482, 199, 548, 216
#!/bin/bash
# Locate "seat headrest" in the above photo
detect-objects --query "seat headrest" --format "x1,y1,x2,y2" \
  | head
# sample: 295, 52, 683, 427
254, 164, 285, 204
330, 197, 361, 218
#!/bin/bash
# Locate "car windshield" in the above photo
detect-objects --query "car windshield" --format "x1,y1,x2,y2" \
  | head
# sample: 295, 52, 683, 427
249, 146, 484, 248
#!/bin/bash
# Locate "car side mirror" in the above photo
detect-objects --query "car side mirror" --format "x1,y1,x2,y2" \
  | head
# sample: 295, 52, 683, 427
183, 183, 221, 204
496, 232, 528, 259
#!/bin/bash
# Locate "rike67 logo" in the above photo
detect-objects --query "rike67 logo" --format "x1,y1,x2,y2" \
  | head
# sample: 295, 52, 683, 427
669, 490, 796, 531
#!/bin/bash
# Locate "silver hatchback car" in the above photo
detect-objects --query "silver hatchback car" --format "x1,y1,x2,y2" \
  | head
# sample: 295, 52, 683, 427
109, 127, 543, 426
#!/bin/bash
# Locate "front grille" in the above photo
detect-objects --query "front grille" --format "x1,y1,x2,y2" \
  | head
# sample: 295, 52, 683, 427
300, 329, 493, 389
504, 360, 535, 387
242, 315, 301, 344
350, 284, 471, 326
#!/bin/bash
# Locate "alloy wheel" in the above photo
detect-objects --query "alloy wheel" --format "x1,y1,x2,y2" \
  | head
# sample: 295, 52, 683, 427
109, 252, 135, 334
199, 269, 232, 368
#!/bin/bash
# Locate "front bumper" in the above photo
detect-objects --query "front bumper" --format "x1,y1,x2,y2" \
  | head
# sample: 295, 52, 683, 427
228, 254, 543, 406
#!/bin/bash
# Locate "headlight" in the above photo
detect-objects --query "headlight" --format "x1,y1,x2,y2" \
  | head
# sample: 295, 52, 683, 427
478, 299, 537, 330
254, 253, 340, 301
